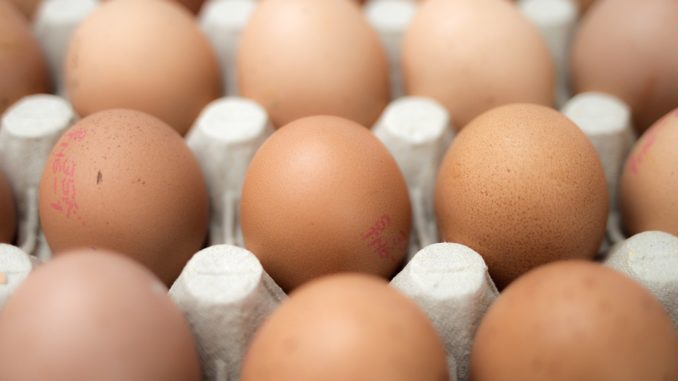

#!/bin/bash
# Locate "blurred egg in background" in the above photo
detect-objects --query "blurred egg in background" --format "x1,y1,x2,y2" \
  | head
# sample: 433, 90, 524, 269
402, 0, 555, 129
237, 0, 390, 128
570, 0, 678, 132
0, 0, 50, 115
65, 0, 221, 135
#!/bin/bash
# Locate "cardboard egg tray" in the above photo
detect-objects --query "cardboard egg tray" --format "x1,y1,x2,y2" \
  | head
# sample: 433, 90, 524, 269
1, 0, 677, 381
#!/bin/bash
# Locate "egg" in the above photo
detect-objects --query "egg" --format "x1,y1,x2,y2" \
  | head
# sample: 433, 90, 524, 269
435, 104, 608, 288
0, 169, 16, 243
0, 0, 50, 115
620, 108, 678, 236
237, 0, 390, 128
65, 0, 221, 135
103, 0, 205, 14
470, 260, 678, 381
0, 249, 202, 381
39, 109, 209, 286
241, 273, 449, 381
240, 115, 411, 291
570, 0, 678, 132
5, 0, 40, 19
402, 0, 555, 129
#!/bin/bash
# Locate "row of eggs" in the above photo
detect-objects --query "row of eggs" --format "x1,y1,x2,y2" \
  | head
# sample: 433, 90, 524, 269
2, 0, 678, 133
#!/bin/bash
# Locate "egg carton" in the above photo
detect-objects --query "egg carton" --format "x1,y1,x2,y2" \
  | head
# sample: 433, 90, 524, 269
1, 1, 677, 381
2, 91, 677, 381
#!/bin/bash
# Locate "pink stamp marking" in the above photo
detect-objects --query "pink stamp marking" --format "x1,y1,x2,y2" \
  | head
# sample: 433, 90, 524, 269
361, 214, 408, 261
49, 127, 87, 219
627, 112, 675, 175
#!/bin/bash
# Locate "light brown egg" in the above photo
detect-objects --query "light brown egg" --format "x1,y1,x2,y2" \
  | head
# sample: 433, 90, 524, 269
470, 260, 678, 381
570, 0, 678, 132
237, 0, 390, 128
240, 116, 411, 291
39, 109, 209, 286
65, 0, 221, 135
620, 108, 678, 236
0, 249, 202, 381
402, 0, 555, 129
103, 0, 205, 15
241, 273, 449, 381
435, 104, 608, 288
0, 0, 50, 115
0, 169, 16, 243
5, 0, 40, 19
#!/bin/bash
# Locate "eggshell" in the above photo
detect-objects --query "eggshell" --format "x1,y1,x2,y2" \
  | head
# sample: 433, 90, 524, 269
0, 249, 202, 381
5, 0, 40, 19
402, 0, 555, 129
39, 109, 209, 286
620, 108, 678, 236
103, 0, 205, 15
240, 115, 411, 291
65, 0, 221, 135
570, 0, 678, 132
0, 0, 50, 115
435, 104, 608, 288
0, 169, 16, 243
241, 273, 449, 381
470, 260, 678, 381
237, 0, 390, 128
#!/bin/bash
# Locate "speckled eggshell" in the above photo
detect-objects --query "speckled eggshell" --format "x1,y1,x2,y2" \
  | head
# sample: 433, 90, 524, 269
470, 261, 678, 381
65, 0, 221, 135
0, 250, 202, 381
402, 0, 555, 129
0, 169, 16, 243
38, 109, 209, 286
240, 115, 411, 291
237, 0, 390, 128
0, 0, 50, 114
241, 274, 449, 381
435, 104, 608, 288
620, 108, 678, 236
570, 0, 678, 132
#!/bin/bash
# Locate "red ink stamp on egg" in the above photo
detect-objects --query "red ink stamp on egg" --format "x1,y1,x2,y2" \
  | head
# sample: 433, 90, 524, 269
49, 128, 87, 218
361, 215, 407, 261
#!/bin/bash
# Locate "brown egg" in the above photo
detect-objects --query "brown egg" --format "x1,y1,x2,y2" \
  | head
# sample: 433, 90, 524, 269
240, 116, 411, 291
238, 0, 390, 128
0, 249, 202, 381
0, 0, 50, 115
103, 0, 205, 15
5, 0, 40, 19
241, 273, 449, 381
402, 0, 555, 129
39, 109, 209, 286
65, 0, 221, 135
435, 104, 608, 288
620, 108, 678, 236
0, 169, 16, 243
470, 260, 678, 381
577, 0, 597, 14
570, 0, 678, 132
